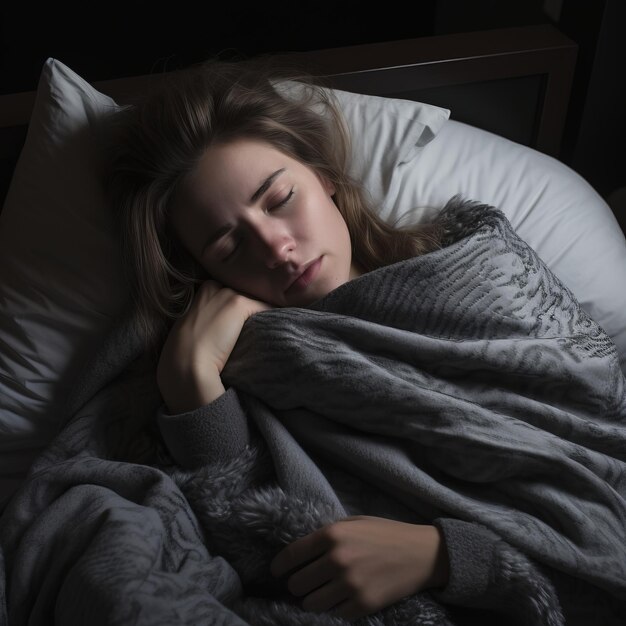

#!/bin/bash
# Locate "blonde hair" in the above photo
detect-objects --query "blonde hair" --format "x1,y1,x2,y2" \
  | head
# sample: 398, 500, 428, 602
102, 56, 442, 357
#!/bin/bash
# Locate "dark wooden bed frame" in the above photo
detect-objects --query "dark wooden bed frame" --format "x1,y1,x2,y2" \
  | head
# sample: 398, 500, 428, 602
0, 24, 577, 212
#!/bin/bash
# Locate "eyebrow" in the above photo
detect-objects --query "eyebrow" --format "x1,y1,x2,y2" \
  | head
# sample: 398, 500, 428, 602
250, 168, 286, 203
200, 168, 286, 255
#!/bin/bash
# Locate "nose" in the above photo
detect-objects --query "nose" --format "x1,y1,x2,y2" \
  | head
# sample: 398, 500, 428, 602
250, 219, 295, 267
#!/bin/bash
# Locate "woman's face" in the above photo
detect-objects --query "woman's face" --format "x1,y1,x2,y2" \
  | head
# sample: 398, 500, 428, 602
172, 138, 361, 307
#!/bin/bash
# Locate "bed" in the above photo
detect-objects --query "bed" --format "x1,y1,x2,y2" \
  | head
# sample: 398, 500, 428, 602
1, 24, 626, 626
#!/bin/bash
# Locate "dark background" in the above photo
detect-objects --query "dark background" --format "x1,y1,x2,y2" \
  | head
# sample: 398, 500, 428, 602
1, 0, 624, 212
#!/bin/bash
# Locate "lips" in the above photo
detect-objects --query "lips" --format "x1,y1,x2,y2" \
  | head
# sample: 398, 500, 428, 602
286, 257, 323, 293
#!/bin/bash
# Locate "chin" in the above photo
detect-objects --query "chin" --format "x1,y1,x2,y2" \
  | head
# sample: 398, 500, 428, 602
285, 295, 314, 307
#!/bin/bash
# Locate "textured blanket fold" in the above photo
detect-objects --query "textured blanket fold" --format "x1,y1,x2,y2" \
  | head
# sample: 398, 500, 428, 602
1, 196, 625, 626
221, 198, 626, 598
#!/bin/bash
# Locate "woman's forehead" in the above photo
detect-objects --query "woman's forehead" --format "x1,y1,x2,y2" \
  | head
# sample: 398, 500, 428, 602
198, 139, 292, 176
177, 140, 296, 216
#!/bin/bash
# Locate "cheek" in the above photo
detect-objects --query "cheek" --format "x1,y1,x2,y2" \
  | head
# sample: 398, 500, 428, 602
316, 199, 348, 239
332, 209, 352, 252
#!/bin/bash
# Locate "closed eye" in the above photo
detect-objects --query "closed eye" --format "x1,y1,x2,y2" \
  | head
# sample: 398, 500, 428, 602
222, 188, 294, 262
222, 239, 241, 262
268, 188, 294, 212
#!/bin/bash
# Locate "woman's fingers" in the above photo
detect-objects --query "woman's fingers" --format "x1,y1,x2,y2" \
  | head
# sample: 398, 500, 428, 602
329, 598, 369, 622
270, 517, 449, 622
270, 525, 332, 579
284, 551, 336, 597
194, 281, 271, 319
157, 280, 273, 411
180, 281, 271, 348
193, 289, 270, 372
301, 577, 349, 614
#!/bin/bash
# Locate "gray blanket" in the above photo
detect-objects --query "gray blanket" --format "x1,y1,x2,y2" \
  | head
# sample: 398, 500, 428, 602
1, 197, 625, 626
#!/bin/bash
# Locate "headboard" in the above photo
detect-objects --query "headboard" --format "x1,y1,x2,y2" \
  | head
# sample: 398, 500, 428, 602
0, 24, 577, 211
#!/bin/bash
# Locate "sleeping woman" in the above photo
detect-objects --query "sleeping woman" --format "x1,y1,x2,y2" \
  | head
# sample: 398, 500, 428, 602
103, 56, 626, 625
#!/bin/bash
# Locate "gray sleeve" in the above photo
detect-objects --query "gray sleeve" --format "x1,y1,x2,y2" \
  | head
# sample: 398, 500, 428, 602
432, 517, 565, 624
432, 517, 498, 604
156, 387, 251, 468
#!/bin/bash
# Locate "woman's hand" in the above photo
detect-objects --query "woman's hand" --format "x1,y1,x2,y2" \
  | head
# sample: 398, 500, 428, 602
157, 280, 272, 414
270, 515, 449, 622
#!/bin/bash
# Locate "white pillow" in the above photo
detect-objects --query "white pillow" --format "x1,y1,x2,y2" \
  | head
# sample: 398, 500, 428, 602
337, 87, 449, 207
0, 57, 450, 506
383, 119, 626, 374
0, 60, 130, 508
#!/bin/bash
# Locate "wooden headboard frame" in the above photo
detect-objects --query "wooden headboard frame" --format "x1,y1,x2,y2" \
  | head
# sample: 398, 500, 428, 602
0, 24, 577, 210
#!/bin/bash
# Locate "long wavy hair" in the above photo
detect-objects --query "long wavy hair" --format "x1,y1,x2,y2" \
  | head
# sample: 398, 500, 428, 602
102, 55, 443, 357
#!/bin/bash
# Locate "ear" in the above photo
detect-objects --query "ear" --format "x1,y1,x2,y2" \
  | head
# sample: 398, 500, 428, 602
321, 175, 336, 196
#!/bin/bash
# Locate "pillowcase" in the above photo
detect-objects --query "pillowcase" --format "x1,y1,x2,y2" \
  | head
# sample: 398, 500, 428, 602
335, 87, 450, 206
0, 57, 450, 507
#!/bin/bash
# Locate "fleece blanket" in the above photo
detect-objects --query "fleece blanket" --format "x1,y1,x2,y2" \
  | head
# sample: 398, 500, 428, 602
1, 197, 626, 626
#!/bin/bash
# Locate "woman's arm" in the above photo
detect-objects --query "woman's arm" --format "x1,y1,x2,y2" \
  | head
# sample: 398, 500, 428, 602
155, 280, 271, 466
269, 514, 557, 623
156, 389, 551, 622
156, 387, 251, 466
